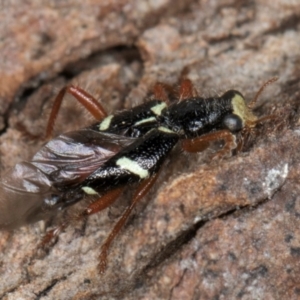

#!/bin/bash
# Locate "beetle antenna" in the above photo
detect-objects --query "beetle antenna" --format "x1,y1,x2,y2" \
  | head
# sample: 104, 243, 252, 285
248, 77, 278, 109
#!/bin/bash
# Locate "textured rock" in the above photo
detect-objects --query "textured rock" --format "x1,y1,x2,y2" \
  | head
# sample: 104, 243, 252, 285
1, 0, 300, 299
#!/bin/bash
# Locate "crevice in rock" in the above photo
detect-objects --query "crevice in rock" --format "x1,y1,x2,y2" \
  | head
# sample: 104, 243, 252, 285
34, 275, 69, 299
10, 45, 142, 114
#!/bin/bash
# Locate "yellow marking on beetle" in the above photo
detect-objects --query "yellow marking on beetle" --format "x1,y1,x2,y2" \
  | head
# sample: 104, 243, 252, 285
99, 115, 113, 131
231, 94, 257, 126
150, 102, 167, 116
158, 126, 175, 134
116, 157, 149, 179
134, 117, 156, 126
82, 186, 99, 195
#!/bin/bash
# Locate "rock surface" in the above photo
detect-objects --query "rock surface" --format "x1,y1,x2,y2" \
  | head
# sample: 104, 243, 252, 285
1, 0, 300, 299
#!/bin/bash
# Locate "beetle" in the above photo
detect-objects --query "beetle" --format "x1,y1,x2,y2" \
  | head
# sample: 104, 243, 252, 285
0, 77, 277, 273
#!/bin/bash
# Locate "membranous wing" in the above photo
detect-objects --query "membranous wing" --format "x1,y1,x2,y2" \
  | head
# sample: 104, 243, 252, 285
0, 129, 136, 229
32, 129, 135, 188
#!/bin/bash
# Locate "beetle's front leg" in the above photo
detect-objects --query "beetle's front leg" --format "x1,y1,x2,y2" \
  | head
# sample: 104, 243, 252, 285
181, 130, 237, 159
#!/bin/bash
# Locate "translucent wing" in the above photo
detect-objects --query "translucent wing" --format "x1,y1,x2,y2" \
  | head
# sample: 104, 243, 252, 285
0, 129, 136, 229
32, 129, 135, 187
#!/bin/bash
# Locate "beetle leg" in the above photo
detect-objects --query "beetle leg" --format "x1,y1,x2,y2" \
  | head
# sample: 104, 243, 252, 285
179, 78, 198, 101
80, 187, 124, 217
152, 82, 175, 104
40, 223, 66, 248
40, 188, 124, 249
181, 130, 236, 159
254, 114, 277, 125
98, 172, 160, 274
46, 85, 108, 139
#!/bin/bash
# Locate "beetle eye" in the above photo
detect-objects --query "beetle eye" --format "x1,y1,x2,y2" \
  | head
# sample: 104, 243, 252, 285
223, 114, 243, 132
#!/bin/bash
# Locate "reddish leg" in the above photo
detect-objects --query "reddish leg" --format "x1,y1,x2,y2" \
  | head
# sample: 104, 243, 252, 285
237, 114, 277, 151
46, 85, 108, 139
80, 187, 125, 217
179, 79, 198, 101
98, 172, 160, 274
40, 223, 66, 248
40, 188, 124, 248
152, 82, 172, 104
181, 130, 236, 159
254, 114, 277, 125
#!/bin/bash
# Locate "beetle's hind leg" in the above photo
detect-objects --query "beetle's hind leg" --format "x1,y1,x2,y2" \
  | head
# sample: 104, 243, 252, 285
80, 187, 124, 217
46, 85, 108, 139
65, 174, 159, 273
98, 173, 160, 274
40, 188, 124, 251
16, 86, 109, 142
40, 223, 66, 249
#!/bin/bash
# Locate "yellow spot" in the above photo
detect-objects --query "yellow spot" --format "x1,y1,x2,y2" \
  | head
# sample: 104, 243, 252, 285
135, 117, 156, 126
158, 126, 175, 134
82, 187, 98, 195
99, 115, 113, 131
151, 102, 167, 116
116, 157, 149, 179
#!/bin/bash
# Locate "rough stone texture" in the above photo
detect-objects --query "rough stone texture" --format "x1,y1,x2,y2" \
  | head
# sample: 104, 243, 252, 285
0, 0, 190, 115
124, 130, 300, 300
1, 0, 300, 299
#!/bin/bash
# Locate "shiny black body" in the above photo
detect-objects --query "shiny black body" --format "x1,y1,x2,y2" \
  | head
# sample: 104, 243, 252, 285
54, 91, 243, 209
62, 129, 179, 207
0, 89, 250, 228
162, 95, 235, 138
90, 99, 163, 137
